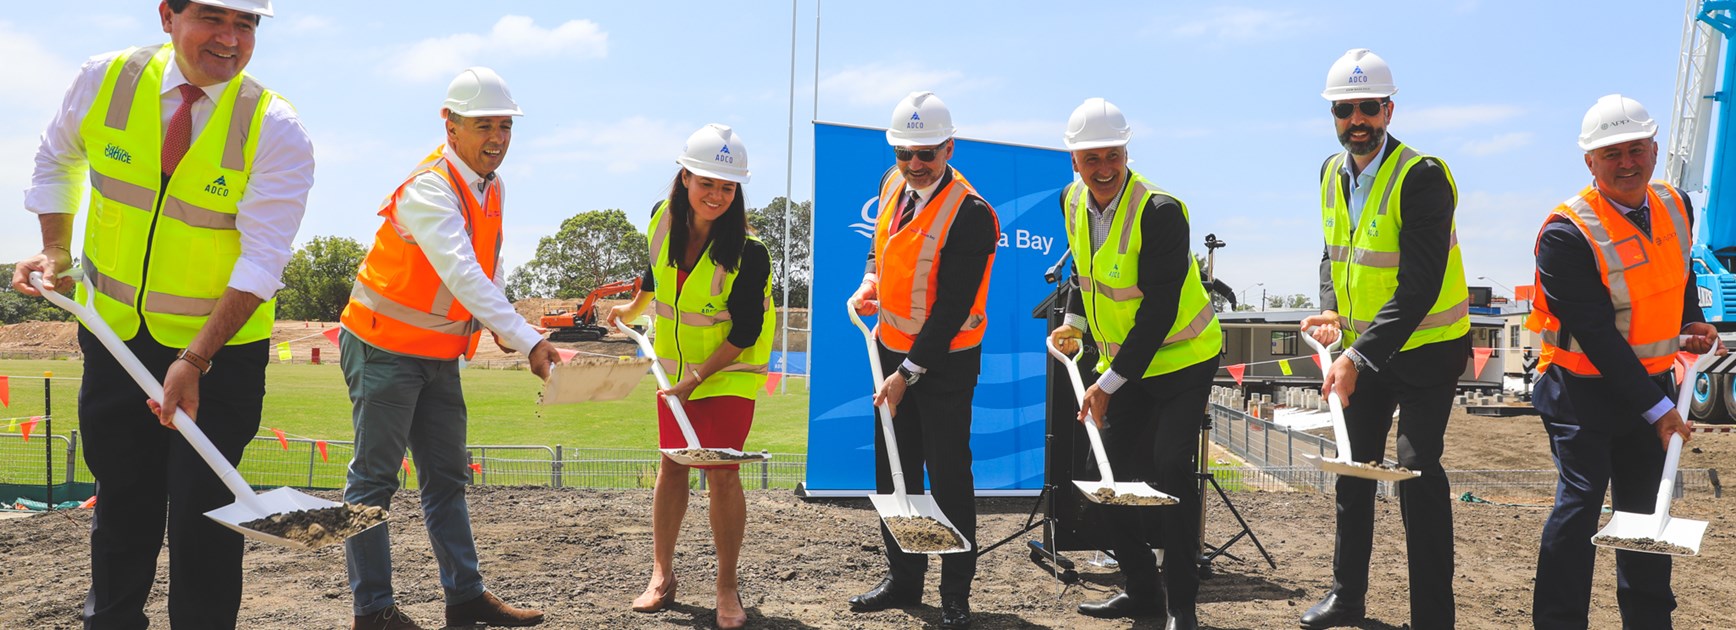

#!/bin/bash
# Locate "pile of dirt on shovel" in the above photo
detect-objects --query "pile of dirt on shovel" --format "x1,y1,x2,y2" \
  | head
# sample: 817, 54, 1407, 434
885, 516, 964, 553
1091, 487, 1179, 506
672, 448, 763, 462
1591, 535, 1696, 556
239, 504, 387, 549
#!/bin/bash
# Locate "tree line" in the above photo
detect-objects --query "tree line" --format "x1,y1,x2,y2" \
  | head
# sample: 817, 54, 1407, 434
1, 198, 813, 325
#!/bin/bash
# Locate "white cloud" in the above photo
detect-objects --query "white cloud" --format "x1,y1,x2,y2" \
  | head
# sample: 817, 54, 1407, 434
288, 15, 334, 34
1402, 104, 1524, 133
1169, 7, 1320, 41
817, 63, 987, 108
1460, 131, 1534, 156
526, 116, 691, 175
383, 15, 608, 83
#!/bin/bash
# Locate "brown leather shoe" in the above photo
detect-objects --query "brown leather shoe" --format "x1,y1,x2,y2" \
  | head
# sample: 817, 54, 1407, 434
445, 591, 545, 627
353, 605, 425, 630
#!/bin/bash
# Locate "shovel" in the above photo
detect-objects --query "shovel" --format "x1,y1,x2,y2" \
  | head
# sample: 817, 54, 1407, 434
612, 318, 768, 467
1044, 337, 1177, 506
1298, 327, 1421, 482
30, 270, 380, 550
847, 298, 971, 554
1592, 345, 1719, 557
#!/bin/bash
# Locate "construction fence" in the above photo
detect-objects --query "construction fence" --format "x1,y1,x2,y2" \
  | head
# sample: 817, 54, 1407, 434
0, 430, 808, 506
1206, 402, 1721, 501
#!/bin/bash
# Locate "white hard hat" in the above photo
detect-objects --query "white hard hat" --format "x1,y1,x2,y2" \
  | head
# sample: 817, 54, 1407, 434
886, 91, 956, 147
1578, 94, 1658, 151
1321, 48, 1397, 102
443, 67, 523, 118
677, 123, 751, 184
1064, 98, 1132, 151
190, 0, 273, 17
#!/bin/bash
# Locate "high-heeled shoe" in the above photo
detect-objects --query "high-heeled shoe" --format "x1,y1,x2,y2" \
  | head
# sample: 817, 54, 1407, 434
631, 577, 678, 613
716, 591, 748, 629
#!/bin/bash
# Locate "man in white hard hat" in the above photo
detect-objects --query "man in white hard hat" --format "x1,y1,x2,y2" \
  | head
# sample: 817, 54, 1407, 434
9, 1, 311, 627
1527, 94, 1717, 629
1048, 98, 1221, 630
335, 67, 556, 630
1298, 48, 1470, 630
847, 91, 1000, 629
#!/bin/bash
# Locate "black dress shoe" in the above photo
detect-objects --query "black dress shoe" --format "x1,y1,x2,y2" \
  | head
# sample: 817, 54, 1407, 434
1165, 608, 1199, 630
1299, 590, 1365, 629
939, 595, 971, 629
848, 577, 920, 612
1077, 592, 1164, 619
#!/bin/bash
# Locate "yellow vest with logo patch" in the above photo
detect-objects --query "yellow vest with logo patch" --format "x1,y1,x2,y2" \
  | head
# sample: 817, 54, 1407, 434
648, 201, 775, 400
77, 44, 278, 347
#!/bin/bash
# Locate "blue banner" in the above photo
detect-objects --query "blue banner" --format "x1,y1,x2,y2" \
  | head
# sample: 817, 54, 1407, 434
804, 123, 1071, 494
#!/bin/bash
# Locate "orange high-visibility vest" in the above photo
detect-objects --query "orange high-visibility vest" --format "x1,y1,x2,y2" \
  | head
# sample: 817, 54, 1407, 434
1526, 181, 1690, 376
341, 146, 503, 361
871, 167, 998, 353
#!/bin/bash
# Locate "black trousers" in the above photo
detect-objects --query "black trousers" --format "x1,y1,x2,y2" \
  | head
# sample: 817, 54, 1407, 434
873, 343, 977, 597
1331, 339, 1462, 630
77, 326, 266, 630
1532, 370, 1675, 629
1100, 357, 1216, 610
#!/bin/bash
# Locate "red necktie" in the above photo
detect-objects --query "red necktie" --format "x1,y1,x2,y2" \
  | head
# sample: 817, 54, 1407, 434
162, 84, 204, 177
893, 191, 918, 233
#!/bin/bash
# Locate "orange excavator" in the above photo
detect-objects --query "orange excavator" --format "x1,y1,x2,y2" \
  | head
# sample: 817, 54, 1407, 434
539, 278, 641, 342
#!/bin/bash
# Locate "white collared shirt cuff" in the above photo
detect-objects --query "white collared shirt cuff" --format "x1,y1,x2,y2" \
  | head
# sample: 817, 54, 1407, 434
1642, 397, 1674, 425
226, 256, 284, 301
1063, 314, 1089, 333
1097, 367, 1127, 394
900, 358, 925, 374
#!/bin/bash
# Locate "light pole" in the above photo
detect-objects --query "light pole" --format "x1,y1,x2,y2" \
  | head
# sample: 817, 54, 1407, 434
1240, 283, 1264, 310
1477, 275, 1513, 296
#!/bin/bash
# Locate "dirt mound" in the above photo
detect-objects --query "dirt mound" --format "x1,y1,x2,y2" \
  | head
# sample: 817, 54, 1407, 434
0, 321, 78, 352
3, 487, 1733, 628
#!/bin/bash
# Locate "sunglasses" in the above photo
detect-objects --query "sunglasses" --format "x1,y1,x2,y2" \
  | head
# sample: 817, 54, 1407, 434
894, 144, 946, 162
1332, 99, 1389, 119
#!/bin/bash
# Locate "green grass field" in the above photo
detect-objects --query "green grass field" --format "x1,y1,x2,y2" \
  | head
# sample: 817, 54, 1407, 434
0, 358, 810, 453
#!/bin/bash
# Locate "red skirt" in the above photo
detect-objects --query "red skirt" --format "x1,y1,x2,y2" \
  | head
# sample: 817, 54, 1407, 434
657, 395, 756, 470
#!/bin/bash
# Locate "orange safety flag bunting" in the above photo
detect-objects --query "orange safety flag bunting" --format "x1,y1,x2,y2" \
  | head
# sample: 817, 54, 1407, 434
0, 375, 8, 407
1227, 364, 1246, 386
316, 440, 329, 462
469, 463, 482, 474
1472, 347, 1494, 378
764, 372, 783, 394
20, 416, 40, 442
323, 327, 342, 346
271, 427, 288, 451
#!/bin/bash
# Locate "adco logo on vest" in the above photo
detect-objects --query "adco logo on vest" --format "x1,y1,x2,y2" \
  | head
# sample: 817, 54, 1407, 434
103, 143, 132, 164
205, 176, 231, 198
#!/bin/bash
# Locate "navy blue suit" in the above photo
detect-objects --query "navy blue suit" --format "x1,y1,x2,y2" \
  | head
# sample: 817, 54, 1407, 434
1531, 191, 1701, 630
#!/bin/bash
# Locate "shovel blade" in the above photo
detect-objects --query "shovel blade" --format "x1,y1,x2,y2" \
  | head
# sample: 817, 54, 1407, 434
1073, 480, 1179, 506
660, 447, 770, 467
1593, 511, 1708, 557
204, 487, 377, 550
1303, 453, 1422, 482
869, 492, 971, 555
541, 358, 652, 405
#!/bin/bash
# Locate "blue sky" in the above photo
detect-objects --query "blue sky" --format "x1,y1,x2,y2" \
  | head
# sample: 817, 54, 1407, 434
1, 1, 1691, 304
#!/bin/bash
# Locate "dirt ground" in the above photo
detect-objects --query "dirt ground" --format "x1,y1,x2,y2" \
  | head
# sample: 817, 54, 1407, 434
2, 484, 1733, 630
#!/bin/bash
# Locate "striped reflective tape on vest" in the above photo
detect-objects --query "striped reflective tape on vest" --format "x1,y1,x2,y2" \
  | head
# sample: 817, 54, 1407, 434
89, 171, 155, 209
1562, 195, 1636, 310
1539, 328, 1679, 360
104, 46, 160, 131
81, 255, 137, 306
144, 291, 218, 317
1338, 296, 1470, 334
654, 299, 734, 326
879, 307, 985, 337
1369, 146, 1423, 217
161, 195, 238, 230
1095, 303, 1216, 358
348, 282, 473, 336
1078, 276, 1145, 302
1651, 182, 1691, 263
657, 357, 769, 377
1343, 232, 1460, 269
906, 183, 970, 325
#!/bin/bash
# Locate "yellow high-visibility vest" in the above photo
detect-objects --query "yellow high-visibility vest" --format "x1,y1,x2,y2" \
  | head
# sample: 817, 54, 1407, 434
648, 201, 775, 400
77, 44, 279, 347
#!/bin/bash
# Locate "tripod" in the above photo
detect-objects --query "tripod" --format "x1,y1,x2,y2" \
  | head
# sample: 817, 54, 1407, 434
1195, 414, 1276, 576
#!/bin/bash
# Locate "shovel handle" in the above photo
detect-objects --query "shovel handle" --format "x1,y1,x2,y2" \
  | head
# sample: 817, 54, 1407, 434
1301, 328, 1354, 459
1044, 338, 1118, 483
1656, 349, 1718, 521
613, 319, 704, 450
30, 271, 265, 513
848, 299, 911, 500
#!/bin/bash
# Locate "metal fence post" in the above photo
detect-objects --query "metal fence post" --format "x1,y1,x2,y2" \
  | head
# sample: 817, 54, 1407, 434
554, 445, 563, 488
44, 372, 53, 508
760, 460, 769, 490
65, 431, 78, 488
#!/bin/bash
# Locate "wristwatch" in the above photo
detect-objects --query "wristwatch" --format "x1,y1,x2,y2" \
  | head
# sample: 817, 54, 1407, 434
896, 364, 922, 386
1344, 347, 1370, 373
176, 348, 213, 375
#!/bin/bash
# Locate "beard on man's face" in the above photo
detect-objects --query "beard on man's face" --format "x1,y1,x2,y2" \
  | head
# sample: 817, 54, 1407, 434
1338, 124, 1386, 157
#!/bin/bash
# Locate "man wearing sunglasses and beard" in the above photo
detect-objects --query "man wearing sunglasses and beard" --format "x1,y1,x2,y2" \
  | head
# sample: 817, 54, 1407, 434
847, 91, 1000, 630
1297, 48, 1471, 630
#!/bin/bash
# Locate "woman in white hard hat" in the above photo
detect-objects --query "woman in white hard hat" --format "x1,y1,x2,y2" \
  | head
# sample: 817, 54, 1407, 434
609, 124, 774, 630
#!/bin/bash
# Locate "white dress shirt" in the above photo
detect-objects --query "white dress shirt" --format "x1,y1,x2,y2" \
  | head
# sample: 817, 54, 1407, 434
388, 144, 543, 355
25, 48, 315, 302
1339, 135, 1389, 228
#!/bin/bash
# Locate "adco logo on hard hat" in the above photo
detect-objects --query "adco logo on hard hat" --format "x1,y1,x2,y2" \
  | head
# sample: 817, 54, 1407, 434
677, 123, 751, 184
1322, 48, 1397, 101
887, 92, 956, 147
1579, 94, 1657, 151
